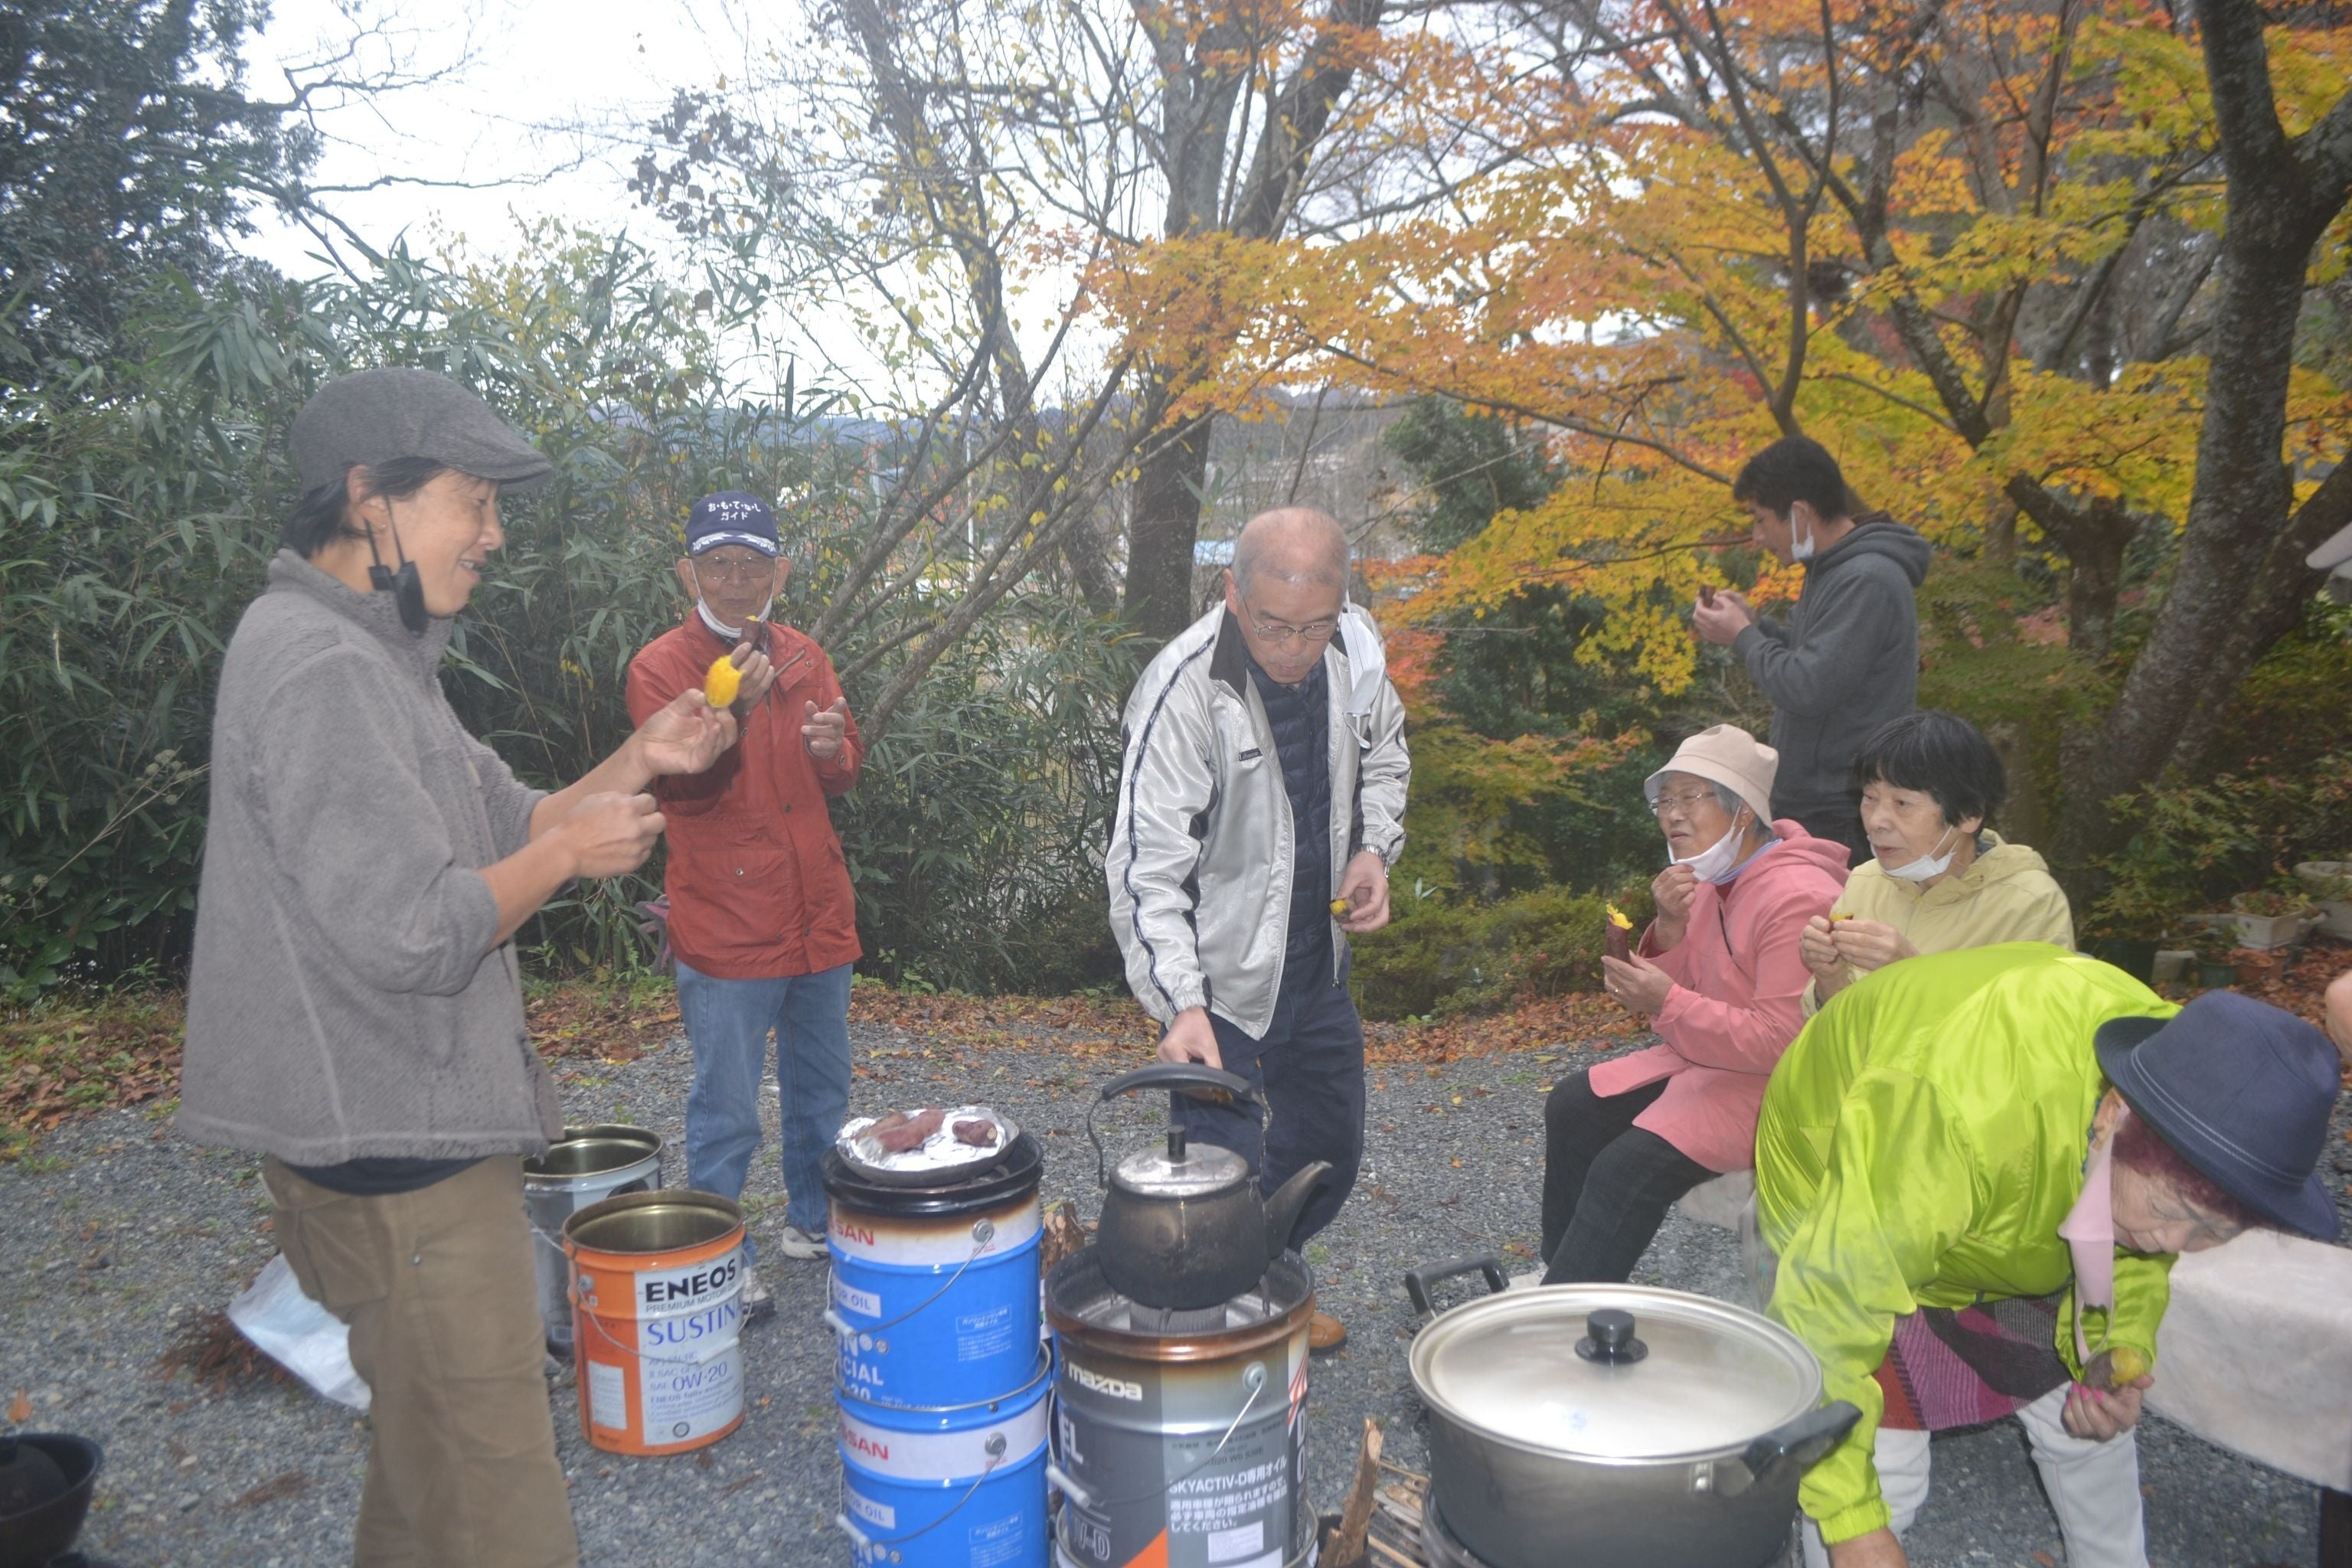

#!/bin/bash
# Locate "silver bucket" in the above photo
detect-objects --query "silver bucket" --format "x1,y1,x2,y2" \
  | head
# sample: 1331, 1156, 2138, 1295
524, 1124, 663, 1354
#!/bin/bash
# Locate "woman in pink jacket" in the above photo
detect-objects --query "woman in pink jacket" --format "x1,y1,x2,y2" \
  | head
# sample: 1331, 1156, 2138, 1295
1540, 724, 1847, 1282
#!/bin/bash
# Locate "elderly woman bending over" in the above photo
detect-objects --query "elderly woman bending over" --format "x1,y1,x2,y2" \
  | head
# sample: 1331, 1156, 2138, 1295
1539, 724, 1846, 1283
1800, 710, 2071, 1014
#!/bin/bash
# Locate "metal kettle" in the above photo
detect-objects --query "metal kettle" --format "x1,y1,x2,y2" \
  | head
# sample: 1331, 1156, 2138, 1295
1086, 1063, 1329, 1311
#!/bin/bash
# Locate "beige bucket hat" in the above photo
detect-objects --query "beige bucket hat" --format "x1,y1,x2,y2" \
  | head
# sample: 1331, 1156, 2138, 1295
1645, 724, 1778, 825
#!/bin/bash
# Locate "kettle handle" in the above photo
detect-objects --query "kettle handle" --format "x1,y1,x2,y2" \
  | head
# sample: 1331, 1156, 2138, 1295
1097, 1063, 1258, 1108
1088, 1063, 1259, 1189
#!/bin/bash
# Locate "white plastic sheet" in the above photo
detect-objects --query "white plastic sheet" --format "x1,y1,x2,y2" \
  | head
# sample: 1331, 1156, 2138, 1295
2147, 1227, 2352, 1490
226, 1253, 372, 1412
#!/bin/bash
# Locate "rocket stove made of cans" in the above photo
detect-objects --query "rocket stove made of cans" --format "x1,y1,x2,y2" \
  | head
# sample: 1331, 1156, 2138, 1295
1046, 1250, 1318, 1568
825, 1128, 1051, 1568
1042, 1063, 1330, 1568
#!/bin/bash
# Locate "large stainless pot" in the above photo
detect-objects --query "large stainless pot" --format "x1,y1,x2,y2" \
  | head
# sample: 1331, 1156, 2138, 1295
1405, 1260, 1858, 1568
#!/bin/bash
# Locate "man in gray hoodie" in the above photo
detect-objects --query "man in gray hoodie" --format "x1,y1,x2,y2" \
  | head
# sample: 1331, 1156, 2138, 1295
1693, 436, 1932, 867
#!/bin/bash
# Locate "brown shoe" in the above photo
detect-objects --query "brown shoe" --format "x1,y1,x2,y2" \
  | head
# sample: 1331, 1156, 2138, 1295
1308, 1309, 1348, 1353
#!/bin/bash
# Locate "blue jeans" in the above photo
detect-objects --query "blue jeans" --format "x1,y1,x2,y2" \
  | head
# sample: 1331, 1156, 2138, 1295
1176, 937, 1365, 1248
675, 959, 853, 1258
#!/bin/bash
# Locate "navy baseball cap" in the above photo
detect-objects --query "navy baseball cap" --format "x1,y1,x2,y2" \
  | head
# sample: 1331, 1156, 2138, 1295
2095, 990, 2343, 1239
687, 492, 779, 557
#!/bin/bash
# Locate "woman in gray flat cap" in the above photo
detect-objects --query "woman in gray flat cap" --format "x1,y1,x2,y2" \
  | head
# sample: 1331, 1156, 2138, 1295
179, 368, 737, 1568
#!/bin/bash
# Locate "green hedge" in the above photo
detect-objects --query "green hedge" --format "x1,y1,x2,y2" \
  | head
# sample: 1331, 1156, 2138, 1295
1353, 883, 1642, 1020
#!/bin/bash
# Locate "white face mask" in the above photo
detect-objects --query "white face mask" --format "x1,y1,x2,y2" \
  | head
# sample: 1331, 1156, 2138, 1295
695, 596, 773, 642
1670, 811, 1754, 884
1880, 825, 1960, 883
1789, 505, 1818, 564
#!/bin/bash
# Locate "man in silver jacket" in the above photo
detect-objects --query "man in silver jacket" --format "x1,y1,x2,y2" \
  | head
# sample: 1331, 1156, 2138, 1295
1106, 506, 1411, 1350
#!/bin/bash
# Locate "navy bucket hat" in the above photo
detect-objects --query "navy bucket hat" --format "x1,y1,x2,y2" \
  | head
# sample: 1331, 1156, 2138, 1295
2095, 990, 2342, 1240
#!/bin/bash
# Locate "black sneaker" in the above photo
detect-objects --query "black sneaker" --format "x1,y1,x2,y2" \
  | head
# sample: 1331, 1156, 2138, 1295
775, 1223, 828, 1260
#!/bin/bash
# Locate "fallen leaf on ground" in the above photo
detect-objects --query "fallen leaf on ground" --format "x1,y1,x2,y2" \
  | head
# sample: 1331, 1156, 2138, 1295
228, 1472, 309, 1510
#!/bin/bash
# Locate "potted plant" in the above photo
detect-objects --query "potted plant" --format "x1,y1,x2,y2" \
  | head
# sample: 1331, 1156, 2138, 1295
2295, 859, 2352, 939
2148, 942, 2195, 989
2227, 889, 2320, 951
2193, 929, 2243, 991
2082, 877, 2180, 984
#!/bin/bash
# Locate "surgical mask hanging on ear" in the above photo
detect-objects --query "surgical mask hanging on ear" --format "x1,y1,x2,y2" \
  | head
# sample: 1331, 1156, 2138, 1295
691, 562, 774, 642
695, 595, 773, 643
1790, 506, 1817, 564
1669, 811, 1752, 884
2057, 1132, 2118, 1363
1882, 825, 1961, 883
365, 514, 427, 635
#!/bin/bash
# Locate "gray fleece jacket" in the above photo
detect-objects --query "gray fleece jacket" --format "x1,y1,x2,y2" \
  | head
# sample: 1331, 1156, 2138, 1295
1733, 517, 1932, 828
178, 552, 562, 1162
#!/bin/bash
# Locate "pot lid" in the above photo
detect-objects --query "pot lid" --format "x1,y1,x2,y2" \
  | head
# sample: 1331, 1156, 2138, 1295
1410, 1284, 1823, 1460
1110, 1129, 1250, 1200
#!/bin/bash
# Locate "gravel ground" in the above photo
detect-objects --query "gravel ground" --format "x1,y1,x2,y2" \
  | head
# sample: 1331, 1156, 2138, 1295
2, 1019, 2338, 1568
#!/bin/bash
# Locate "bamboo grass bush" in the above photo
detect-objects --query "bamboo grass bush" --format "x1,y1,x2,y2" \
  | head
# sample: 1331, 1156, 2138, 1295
1, 234, 1133, 999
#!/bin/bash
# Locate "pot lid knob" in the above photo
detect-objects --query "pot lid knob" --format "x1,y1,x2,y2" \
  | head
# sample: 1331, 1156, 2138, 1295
1576, 1307, 1648, 1365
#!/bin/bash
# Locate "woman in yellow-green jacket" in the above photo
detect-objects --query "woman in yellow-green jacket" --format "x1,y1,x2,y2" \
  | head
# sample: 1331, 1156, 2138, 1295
1798, 711, 2072, 1017
1785, 710, 2082, 1546
1758, 942, 2341, 1568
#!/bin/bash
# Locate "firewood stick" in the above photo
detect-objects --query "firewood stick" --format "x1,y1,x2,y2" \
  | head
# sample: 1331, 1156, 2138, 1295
1321, 1418, 1383, 1568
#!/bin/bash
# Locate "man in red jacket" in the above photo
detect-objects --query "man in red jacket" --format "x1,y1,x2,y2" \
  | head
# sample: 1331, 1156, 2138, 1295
627, 491, 861, 1317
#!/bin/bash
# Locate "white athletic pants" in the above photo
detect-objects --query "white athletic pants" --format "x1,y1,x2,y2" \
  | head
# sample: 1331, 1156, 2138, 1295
1798, 1382, 2149, 1568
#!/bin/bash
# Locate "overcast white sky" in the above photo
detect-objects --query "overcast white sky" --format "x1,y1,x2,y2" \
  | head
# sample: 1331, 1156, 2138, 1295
229, 0, 1139, 403
237, 0, 757, 283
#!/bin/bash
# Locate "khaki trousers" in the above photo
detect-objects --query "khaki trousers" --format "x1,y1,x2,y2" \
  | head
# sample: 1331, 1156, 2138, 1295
264, 1155, 581, 1568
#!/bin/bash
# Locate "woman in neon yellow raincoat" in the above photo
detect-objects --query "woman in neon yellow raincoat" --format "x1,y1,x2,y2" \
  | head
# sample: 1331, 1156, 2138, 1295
1756, 941, 2341, 1568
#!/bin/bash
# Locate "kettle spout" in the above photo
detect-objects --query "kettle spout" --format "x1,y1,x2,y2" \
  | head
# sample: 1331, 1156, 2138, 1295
1263, 1161, 1331, 1263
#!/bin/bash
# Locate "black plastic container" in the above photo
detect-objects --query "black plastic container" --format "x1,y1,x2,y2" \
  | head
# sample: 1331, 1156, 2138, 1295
0, 1433, 103, 1568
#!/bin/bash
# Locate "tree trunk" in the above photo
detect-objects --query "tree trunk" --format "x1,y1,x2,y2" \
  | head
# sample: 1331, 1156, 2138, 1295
1114, 0, 1388, 652
2050, 242, 2306, 872
2005, 478, 2138, 659
2057, 501, 2138, 662
1061, 521, 1122, 616
1983, 499, 2018, 566
1124, 388, 1216, 643
2050, 0, 2352, 878
1986, 720, 2050, 851
2164, 459, 2352, 780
